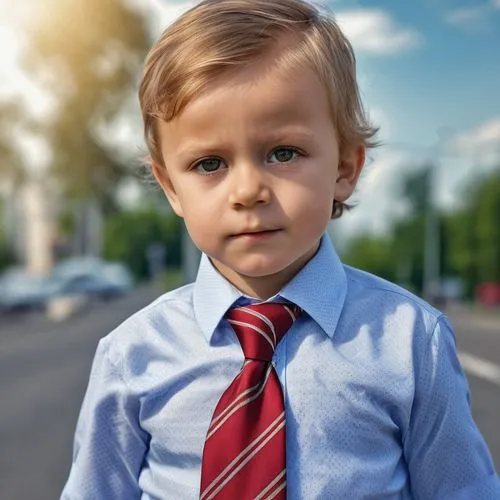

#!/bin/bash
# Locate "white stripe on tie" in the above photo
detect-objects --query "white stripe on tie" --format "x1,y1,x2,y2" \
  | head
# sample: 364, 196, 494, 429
283, 305, 296, 322
254, 469, 286, 500
206, 364, 273, 439
227, 319, 275, 351
209, 378, 261, 429
266, 480, 286, 500
234, 360, 252, 380
201, 413, 286, 500
239, 307, 277, 345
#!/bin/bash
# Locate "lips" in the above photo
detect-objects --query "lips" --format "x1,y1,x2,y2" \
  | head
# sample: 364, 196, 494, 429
231, 228, 282, 237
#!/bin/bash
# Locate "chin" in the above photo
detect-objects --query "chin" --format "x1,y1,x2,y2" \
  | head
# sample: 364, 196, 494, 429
232, 257, 295, 278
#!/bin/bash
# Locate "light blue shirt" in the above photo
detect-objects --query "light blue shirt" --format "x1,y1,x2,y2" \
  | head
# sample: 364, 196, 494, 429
62, 234, 500, 499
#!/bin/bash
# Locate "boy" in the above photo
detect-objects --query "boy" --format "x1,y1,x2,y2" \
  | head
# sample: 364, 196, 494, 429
62, 0, 500, 498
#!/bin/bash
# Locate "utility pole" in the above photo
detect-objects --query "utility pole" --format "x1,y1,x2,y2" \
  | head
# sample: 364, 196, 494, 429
422, 126, 453, 301
423, 167, 440, 300
394, 127, 454, 301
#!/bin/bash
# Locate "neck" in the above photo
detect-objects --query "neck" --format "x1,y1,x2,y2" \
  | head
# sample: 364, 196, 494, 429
210, 240, 321, 300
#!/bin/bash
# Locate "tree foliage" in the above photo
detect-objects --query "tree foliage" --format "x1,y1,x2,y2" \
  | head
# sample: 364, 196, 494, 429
0, 202, 14, 271
342, 235, 396, 283
103, 208, 182, 279
446, 170, 500, 295
342, 164, 500, 299
0, 101, 25, 185
400, 165, 431, 216
21, 0, 150, 202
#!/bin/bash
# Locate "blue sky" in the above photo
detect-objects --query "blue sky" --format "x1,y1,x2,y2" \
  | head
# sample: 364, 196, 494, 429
326, 0, 500, 238
349, 0, 500, 147
1, 0, 499, 240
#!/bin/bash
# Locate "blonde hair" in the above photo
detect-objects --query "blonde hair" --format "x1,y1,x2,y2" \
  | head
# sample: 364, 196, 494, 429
139, 0, 378, 218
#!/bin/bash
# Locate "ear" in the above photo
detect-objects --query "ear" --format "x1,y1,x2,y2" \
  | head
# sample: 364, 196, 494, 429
151, 163, 184, 217
334, 145, 366, 202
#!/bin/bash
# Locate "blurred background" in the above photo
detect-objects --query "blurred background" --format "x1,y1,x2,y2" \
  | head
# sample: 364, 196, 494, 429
0, 0, 498, 498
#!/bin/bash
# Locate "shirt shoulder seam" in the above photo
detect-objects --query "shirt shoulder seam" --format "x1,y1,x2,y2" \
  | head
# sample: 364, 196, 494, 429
346, 271, 441, 318
402, 312, 446, 443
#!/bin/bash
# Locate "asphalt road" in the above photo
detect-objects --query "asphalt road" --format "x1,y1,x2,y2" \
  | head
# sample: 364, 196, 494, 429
0, 288, 499, 500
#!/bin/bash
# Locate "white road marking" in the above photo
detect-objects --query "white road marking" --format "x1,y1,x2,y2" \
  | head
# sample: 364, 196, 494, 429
458, 351, 500, 387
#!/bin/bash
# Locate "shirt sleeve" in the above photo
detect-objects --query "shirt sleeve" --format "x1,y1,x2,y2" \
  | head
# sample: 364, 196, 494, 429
404, 315, 500, 499
60, 337, 149, 499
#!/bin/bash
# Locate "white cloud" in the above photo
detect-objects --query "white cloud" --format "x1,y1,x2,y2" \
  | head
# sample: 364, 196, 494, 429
127, 0, 196, 36
335, 9, 422, 55
132, 2, 422, 56
446, 1, 500, 29
368, 107, 392, 143
335, 149, 410, 238
334, 114, 500, 238
449, 117, 500, 165
445, 6, 490, 27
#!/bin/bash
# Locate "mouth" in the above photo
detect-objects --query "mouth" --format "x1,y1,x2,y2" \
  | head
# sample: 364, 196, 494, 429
230, 228, 282, 238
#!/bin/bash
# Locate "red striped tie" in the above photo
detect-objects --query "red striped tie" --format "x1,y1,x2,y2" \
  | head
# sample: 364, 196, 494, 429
200, 303, 301, 500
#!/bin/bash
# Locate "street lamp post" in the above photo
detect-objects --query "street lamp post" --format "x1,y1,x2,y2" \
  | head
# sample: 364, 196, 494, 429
423, 172, 441, 301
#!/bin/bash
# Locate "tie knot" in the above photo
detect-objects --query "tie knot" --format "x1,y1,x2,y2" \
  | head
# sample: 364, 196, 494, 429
226, 303, 301, 362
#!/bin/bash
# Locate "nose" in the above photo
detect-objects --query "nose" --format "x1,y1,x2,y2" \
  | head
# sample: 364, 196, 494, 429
228, 162, 271, 209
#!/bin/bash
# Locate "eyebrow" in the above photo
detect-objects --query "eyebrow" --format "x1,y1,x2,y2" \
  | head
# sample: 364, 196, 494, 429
174, 143, 230, 163
263, 127, 316, 143
176, 127, 317, 158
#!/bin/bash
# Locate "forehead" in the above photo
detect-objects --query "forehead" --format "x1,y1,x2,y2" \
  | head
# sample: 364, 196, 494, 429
158, 56, 334, 150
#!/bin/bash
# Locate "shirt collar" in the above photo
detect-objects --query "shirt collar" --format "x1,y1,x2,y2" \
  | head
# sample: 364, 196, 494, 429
193, 233, 347, 342
279, 234, 347, 338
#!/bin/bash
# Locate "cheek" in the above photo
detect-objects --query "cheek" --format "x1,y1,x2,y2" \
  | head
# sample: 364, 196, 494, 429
282, 173, 336, 218
176, 182, 221, 219
178, 193, 223, 249
280, 192, 333, 241
182, 215, 218, 256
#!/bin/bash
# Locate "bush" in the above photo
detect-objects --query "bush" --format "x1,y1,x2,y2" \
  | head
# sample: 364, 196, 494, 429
104, 209, 182, 280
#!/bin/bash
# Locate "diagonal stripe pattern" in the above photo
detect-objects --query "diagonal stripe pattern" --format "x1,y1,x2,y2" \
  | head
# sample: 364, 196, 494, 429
200, 303, 301, 500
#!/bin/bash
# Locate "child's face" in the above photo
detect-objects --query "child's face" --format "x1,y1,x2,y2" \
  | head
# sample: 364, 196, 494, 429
154, 48, 364, 298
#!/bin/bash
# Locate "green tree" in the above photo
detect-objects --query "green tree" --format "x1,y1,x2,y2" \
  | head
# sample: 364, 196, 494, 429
0, 201, 14, 271
104, 209, 182, 279
342, 164, 500, 300
400, 165, 432, 216
342, 167, 434, 292
342, 234, 397, 283
21, 0, 150, 204
390, 215, 426, 292
0, 101, 25, 270
446, 168, 500, 297
0, 100, 25, 186
391, 166, 435, 293
474, 171, 500, 282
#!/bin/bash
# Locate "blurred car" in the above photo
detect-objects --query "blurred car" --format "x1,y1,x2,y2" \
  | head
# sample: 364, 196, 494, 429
0, 259, 134, 314
476, 282, 500, 307
49, 257, 134, 300
0, 268, 52, 313
50, 256, 108, 280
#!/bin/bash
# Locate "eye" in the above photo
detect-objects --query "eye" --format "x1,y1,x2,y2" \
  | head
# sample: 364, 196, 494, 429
193, 158, 226, 174
269, 147, 300, 164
